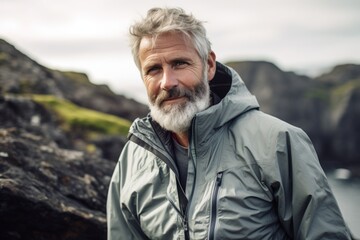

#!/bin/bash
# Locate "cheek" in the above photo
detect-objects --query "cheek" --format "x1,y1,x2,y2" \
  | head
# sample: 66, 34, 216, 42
181, 70, 204, 88
144, 81, 159, 102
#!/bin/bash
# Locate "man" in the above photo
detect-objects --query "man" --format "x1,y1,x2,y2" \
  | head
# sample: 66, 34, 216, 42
107, 7, 351, 240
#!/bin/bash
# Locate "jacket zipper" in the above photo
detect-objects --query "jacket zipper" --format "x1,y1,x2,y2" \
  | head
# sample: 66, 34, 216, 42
129, 126, 190, 239
166, 195, 189, 235
208, 172, 224, 240
182, 117, 199, 240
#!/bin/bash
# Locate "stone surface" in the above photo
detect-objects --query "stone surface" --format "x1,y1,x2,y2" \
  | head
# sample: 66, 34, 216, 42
0, 95, 115, 239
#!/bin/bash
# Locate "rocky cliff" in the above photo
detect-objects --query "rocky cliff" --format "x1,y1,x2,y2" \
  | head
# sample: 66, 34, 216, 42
1, 39, 359, 239
0, 39, 148, 121
0, 39, 147, 239
226, 61, 360, 163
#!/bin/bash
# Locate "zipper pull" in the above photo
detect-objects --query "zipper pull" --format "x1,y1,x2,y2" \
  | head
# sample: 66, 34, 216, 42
183, 215, 189, 231
216, 172, 223, 186
183, 215, 190, 240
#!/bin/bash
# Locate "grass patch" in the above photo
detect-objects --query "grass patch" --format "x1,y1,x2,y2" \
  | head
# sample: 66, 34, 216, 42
32, 94, 131, 138
331, 80, 360, 98
60, 71, 90, 84
305, 88, 330, 102
0, 52, 9, 63
330, 80, 360, 108
305, 79, 360, 107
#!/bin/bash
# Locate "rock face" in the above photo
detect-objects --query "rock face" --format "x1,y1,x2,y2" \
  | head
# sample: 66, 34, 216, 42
0, 95, 116, 239
0, 129, 113, 240
0, 39, 137, 239
227, 61, 360, 163
315, 64, 360, 162
0, 39, 148, 121
226, 61, 319, 126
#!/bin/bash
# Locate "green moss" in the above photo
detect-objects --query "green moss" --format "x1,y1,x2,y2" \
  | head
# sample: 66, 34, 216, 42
330, 80, 360, 108
331, 80, 360, 97
86, 143, 98, 153
0, 52, 9, 63
305, 79, 360, 108
60, 71, 90, 84
324, 80, 360, 110
32, 94, 131, 138
305, 88, 330, 102
19, 77, 33, 93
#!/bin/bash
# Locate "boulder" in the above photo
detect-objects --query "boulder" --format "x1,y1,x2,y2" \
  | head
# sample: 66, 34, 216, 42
0, 95, 116, 239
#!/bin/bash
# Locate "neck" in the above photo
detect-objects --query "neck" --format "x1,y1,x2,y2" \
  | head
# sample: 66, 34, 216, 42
172, 132, 189, 148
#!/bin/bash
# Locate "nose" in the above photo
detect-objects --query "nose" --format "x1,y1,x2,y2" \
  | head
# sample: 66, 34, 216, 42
160, 67, 178, 91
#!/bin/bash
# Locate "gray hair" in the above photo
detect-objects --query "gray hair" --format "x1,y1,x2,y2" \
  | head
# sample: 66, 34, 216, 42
129, 7, 212, 69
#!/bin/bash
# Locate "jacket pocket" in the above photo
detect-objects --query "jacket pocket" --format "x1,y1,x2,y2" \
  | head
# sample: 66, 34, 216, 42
208, 172, 224, 240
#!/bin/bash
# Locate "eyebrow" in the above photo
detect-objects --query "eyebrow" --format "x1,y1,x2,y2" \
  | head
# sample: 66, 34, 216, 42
143, 56, 192, 69
169, 57, 192, 64
165, 56, 195, 68
143, 62, 161, 72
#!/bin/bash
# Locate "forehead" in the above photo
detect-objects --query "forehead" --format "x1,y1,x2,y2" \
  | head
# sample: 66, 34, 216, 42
138, 32, 199, 62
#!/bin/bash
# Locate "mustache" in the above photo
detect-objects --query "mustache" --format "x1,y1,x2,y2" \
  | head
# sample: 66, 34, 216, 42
153, 87, 194, 107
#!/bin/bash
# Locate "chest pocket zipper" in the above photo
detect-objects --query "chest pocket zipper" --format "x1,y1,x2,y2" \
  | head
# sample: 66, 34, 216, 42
208, 172, 224, 240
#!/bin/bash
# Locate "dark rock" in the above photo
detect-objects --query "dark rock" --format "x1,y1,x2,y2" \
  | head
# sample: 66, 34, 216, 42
226, 61, 316, 123
0, 94, 70, 148
92, 136, 127, 162
0, 38, 140, 240
0, 94, 117, 239
315, 64, 360, 86
0, 127, 115, 240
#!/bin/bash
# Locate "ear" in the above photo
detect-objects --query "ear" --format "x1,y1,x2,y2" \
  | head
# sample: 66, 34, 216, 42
207, 51, 216, 81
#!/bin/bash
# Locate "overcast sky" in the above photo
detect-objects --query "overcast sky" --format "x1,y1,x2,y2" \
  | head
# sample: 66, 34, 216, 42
1, 0, 360, 103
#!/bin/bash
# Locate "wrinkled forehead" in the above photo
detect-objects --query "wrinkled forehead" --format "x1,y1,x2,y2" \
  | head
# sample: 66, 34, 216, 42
142, 31, 194, 52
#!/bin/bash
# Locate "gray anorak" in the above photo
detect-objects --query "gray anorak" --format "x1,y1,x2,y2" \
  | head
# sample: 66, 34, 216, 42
107, 63, 351, 239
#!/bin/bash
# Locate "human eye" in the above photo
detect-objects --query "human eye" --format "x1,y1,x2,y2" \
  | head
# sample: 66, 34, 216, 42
173, 60, 189, 68
145, 65, 161, 75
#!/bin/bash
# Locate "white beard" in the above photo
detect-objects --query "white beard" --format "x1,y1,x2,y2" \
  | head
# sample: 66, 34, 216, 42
149, 72, 210, 133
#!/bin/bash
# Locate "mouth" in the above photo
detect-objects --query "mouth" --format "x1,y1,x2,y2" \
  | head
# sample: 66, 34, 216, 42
161, 96, 186, 105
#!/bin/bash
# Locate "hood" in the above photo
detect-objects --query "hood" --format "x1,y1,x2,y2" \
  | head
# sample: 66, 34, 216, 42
194, 62, 259, 133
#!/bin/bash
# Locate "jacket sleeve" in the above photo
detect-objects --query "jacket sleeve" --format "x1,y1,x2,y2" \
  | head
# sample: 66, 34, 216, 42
106, 147, 149, 240
272, 127, 352, 240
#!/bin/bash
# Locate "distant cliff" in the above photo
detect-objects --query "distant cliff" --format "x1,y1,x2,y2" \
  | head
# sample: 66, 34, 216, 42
0, 38, 359, 239
226, 61, 360, 164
